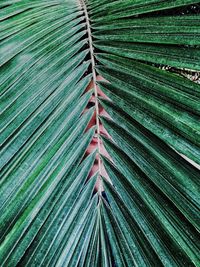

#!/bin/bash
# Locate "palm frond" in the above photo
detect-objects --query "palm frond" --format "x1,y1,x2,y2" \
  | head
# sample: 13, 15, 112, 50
0, 0, 200, 266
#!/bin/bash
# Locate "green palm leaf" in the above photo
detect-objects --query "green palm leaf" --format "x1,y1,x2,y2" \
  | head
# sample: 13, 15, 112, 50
0, 0, 200, 266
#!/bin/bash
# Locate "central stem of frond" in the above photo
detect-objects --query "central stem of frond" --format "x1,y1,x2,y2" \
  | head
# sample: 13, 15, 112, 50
80, 0, 102, 190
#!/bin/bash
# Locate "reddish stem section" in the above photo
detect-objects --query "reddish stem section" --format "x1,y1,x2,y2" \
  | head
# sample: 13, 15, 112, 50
80, 0, 112, 191
84, 76, 112, 191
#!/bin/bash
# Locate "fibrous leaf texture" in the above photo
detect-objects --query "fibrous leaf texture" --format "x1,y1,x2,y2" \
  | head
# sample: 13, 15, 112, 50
0, 0, 200, 266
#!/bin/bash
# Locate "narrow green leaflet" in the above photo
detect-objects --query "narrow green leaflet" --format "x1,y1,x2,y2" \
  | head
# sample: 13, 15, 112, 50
89, 0, 200, 20
94, 41, 200, 70
101, 119, 200, 229
98, 80, 200, 165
